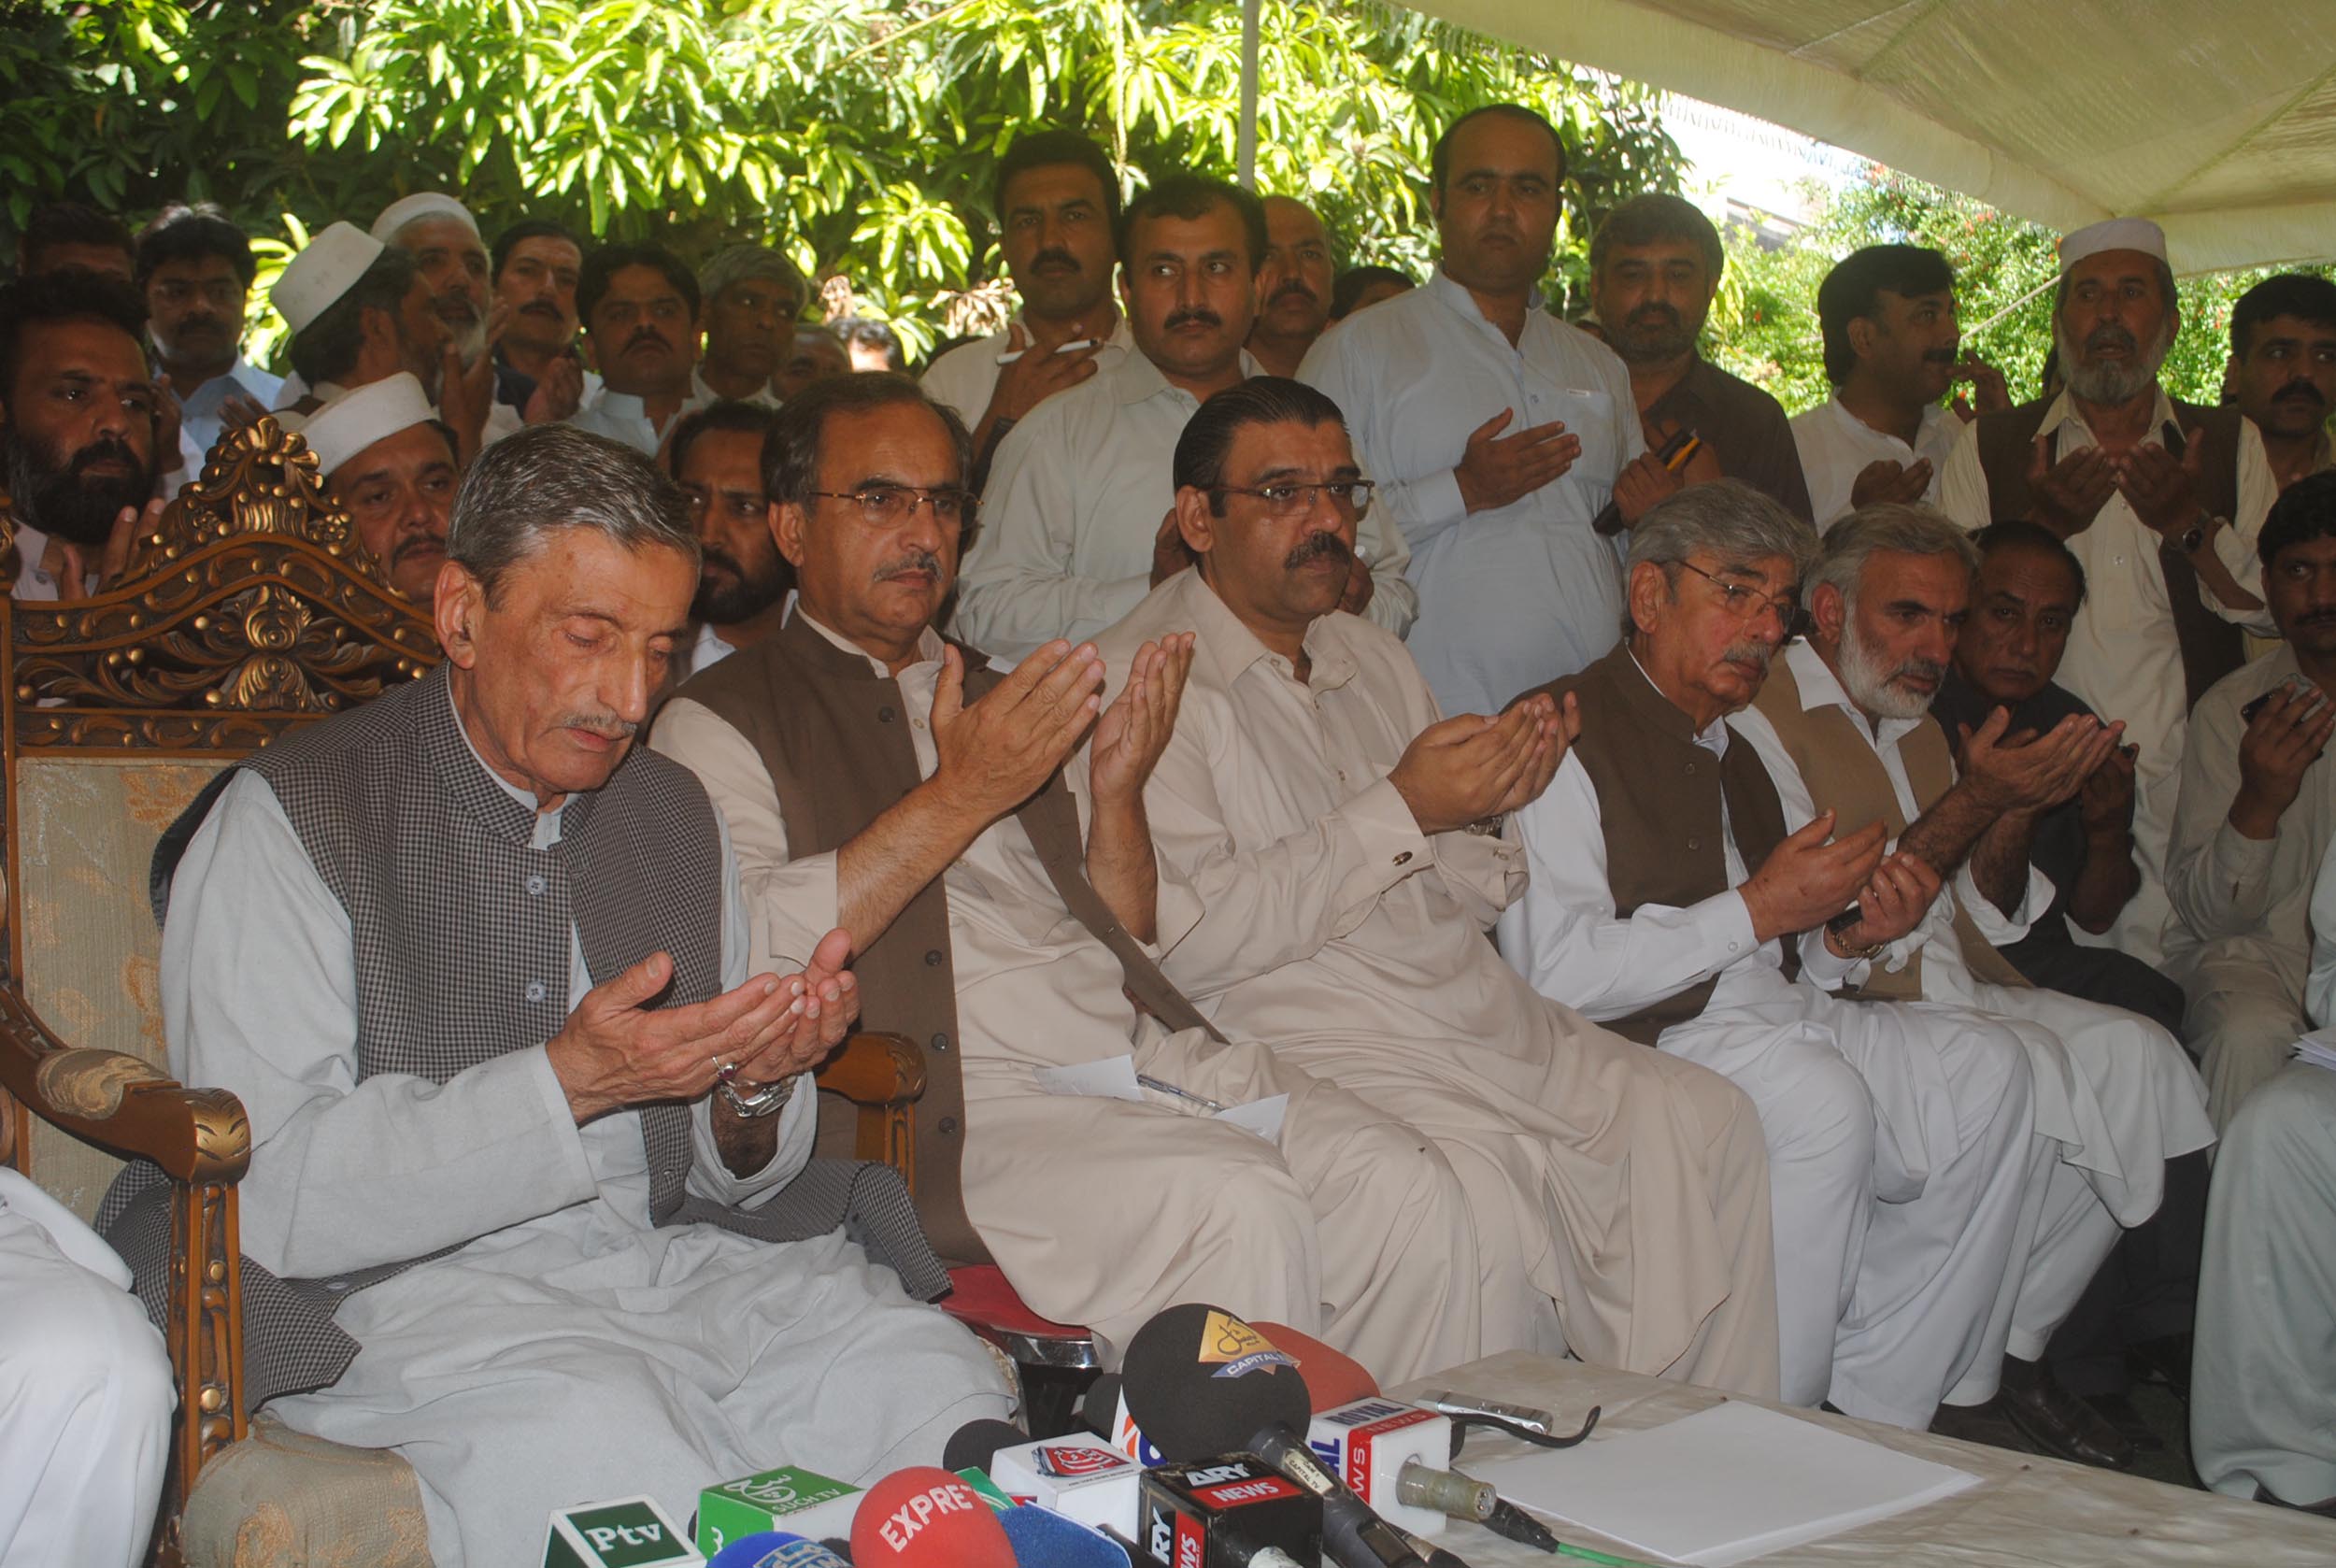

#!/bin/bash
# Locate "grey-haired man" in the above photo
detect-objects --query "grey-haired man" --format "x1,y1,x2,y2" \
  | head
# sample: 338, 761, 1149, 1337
144, 423, 1009, 1565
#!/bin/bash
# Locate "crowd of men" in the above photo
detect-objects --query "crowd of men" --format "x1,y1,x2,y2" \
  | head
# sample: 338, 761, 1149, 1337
4, 103, 2335, 1567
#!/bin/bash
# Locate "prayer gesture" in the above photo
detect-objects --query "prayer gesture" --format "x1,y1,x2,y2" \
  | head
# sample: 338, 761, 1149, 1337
2077, 744, 2139, 838
1738, 810, 1887, 942
1949, 359, 2010, 420
2116, 436, 2205, 539
523, 354, 585, 425
931, 638, 1104, 823
1151, 506, 1194, 585
1958, 706, 2126, 815
2232, 680, 2336, 837
2025, 436, 2118, 538
1826, 849, 1943, 954
1340, 549, 1375, 617
1456, 408, 1579, 515
988, 321, 1104, 426
1085, 633, 1195, 808
1849, 457, 1933, 509
1389, 691, 1577, 834
547, 946, 854, 1123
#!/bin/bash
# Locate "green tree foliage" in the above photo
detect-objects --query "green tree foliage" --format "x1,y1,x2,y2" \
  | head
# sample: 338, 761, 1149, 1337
1709, 167, 2333, 414
3, 0, 1681, 363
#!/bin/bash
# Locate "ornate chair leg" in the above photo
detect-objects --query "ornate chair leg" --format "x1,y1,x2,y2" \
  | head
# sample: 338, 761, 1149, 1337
169, 1180, 247, 1495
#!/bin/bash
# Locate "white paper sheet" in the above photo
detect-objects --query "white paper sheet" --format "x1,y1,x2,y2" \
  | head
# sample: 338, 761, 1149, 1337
2294, 1028, 2336, 1074
1214, 1092, 1289, 1143
1031, 1055, 1147, 1102
1469, 1400, 1980, 1566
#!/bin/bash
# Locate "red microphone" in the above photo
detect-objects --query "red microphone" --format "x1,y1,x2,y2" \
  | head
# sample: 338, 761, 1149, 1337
1250, 1321, 1379, 1411
848, 1466, 1016, 1568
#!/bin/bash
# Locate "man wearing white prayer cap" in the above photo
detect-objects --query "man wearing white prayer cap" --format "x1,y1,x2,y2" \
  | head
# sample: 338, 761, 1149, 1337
273, 221, 449, 419
299, 372, 458, 604
374, 193, 522, 453
1937, 215, 2278, 973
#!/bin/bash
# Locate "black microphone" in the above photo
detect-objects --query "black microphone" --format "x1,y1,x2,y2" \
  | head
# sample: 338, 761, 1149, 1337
1120, 1304, 1430, 1568
943, 1418, 1033, 1475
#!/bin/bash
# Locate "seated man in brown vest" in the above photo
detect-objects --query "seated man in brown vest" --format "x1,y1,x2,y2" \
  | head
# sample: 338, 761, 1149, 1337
140, 425, 1011, 1566
1082, 379, 1783, 1401
1502, 479, 2039, 1433
1729, 504, 2215, 1467
651, 372, 1482, 1381
1936, 217, 2278, 970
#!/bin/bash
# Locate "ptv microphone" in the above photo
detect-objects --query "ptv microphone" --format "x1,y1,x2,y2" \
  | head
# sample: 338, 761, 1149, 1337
1121, 1304, 1430, 1568
848, 1467, 1015, 1568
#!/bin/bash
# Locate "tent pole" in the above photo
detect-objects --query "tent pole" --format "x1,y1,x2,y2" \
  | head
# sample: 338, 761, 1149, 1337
1237, 0, 1261, 189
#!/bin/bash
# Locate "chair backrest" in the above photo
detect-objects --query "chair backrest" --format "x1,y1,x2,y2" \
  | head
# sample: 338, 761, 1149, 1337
6, 415, 437, 1216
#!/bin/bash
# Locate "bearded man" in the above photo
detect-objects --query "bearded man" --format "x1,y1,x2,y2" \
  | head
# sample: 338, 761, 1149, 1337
668, 399, 790, 676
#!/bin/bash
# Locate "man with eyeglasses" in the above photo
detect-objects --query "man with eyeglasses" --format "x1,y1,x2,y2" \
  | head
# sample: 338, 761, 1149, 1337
666, 399, 790, 677
1500, 478, 2047, 1429
960, 172, 1415, 663
1081, 379, 1786, 1399
136, 203, 280, 494
652, 372, 1487, 1379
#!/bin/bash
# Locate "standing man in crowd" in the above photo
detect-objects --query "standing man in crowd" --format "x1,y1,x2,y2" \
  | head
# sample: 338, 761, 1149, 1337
296, 374, 459, 605
2168, 471, 2336, 1130
1330, 264, 1413, 323
568, 241, 703, 456
489, 218, 588, 421
373, 193, 516, 452
654, 374, 1486, 1378
2226, 273, 2336, 493
17, 203, 135, 282
668, 399, 789, 677
963, 173, 1414, 659
1246, 195, 1334, 378
1588, 193, 1811, 523
271, 223, 461, 433
1302, 106, 1674, 717
922, 131, 1131, 478
1938, 217, 2278, 969
1087, 379, 1785, 1398
1792, 245, 1971, 526
694, 244, 805, 407
137, 203, 279, 490
778, 325, 850, 402
1, 271, 158, 603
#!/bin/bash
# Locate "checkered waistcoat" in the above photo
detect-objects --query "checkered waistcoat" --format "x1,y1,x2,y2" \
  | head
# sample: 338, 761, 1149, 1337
102, 664, 942, 1409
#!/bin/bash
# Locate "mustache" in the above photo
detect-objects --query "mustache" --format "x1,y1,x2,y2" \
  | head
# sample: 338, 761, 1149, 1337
1626, 303, 1682, 329
390, 535, 444, 566
1284, 530, 1352, 570
2292, 608, 2336, 627
1921, 347, 1959, 365
556, 710, 637, 742
1893, 656, 1947, 686
1721, 639, 1774, 672
70, 436, 142, 477
1270, 278, 1318, 305
2274, 378, 2328, 406
1165, 306, 1221, 332
2083, 324, 2139, 356
623, 327, 670, 353
874, 549, 945, 583
1029, 247, 1080, 273
518, 300, 564, 318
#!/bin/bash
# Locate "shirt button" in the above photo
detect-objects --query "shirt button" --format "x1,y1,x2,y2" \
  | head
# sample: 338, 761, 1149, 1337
1684, 761, 1697, 775
877, 705, 896, 722
1687, 837, 1701, 851
524, 980, 548, 1004
939, 1116, 960, 1135
924, 948, 945, 967
524, 874, 547, 897
930, 1032, 950, 1052
1394, 850, 1414, 865
912, 716, 927, 730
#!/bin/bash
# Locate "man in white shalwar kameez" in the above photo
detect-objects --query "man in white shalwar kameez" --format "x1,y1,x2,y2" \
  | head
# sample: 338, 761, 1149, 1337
1083, 378, 1782, 1399
1729, 505, 2215, 1464
1499, 481, 2050, 1430
155, 425, 1009, 1568
653, 373, 1484, 1384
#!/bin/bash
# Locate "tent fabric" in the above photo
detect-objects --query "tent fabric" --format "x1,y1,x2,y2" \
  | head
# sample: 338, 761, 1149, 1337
1407, 1, 2336, 274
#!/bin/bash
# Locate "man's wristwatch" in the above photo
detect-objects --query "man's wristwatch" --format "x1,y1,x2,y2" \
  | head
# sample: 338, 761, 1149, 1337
718, 1072, 800, 1119
1462, 812, 1508, 838
2173, 512, 2224, 556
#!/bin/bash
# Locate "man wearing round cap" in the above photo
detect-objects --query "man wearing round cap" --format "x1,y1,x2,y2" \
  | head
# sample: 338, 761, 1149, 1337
375, 193, 521, 453
299, 373, 459, 605
1938, 216, 2280, 969
693, 245, 803, 408
274, 223, 447, 412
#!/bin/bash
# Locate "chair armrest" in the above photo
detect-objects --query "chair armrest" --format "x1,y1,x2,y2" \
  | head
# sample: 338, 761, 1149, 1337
813, 1031, 925, 1184
0, 987, 248, 1183
815, 1030, 928, 1107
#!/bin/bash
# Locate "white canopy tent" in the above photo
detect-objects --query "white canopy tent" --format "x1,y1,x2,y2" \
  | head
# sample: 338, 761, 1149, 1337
1236, 0, 2336, 275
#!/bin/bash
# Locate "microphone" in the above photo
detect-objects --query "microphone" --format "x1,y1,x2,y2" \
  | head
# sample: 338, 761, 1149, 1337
706, 1534, 851, 1567
1305, 1399, 1472, 1537
1137, 1453, 1323, 1567
848, 1467, 1016, 1568
1121, 1304, 1430, 1568
997, 1502, 1134, 1568
976, 1431, 1147, 1537
945, 1418, 1036, 1475
1249, 1323, 1377, 1412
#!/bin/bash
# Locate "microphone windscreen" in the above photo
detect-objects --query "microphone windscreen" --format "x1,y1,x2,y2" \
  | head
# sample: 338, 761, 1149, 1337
1075, 1374, 1121, 1439
1119, 1303, 1311, 1462
849, 1467, 1016, 1568
1250, 1321, 1378, 1410
996, 1504, 1132, 1568
707, 1533, 852, 1567
944, 1418, 1033, 1474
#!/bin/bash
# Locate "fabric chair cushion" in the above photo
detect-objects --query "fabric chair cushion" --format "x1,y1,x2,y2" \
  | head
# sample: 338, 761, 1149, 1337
180, 1416, 432, 1568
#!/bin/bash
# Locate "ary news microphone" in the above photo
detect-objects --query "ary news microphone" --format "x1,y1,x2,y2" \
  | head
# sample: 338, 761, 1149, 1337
1137, 1454, 1322, 1568
848, 1467, 1016, 1568
1120, 1304, 1431, 1568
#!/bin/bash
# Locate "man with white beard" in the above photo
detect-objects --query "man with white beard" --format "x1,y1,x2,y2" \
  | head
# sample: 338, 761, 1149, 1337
373, 193, 523, 453
1729, 506, 2215, 1467
1937, 218, 2278, 967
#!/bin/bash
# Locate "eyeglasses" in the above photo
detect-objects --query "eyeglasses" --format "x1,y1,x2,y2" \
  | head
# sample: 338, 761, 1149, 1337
807, 485, 976, 531
1674, 559, 1805, 634
1212, 479, 1376, 519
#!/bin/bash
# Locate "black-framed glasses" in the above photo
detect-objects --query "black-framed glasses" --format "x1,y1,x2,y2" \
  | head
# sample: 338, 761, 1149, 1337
806, 484, 976, 531
1212, 479, 1376, 519
1674, 559, 1806, 636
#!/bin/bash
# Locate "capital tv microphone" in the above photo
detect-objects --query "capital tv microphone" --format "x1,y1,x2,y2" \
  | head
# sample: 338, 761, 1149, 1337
848, 1467, 1016, 1568
1120, 1304, 1431, 1568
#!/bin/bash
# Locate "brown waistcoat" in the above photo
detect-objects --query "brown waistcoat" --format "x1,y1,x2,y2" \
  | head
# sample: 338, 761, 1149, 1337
1522, 645, 1792, 1044
677, 612, 1222, 1265
1750, 657, 2031, 1001
1973, 396, 2243, 708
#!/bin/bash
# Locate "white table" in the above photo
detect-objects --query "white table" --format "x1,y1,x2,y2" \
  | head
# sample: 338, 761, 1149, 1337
1389, 1352, 2336, 1566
